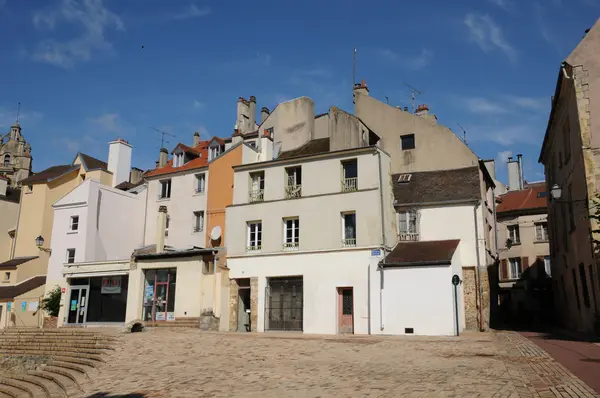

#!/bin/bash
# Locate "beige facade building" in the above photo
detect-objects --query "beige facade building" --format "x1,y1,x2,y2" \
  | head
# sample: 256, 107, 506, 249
0, 122, 32, 187
539, 19, 600, 334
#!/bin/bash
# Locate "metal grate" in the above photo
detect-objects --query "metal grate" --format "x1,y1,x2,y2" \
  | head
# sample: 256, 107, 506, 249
265, 277, 303, 331
342, 290, 353, 315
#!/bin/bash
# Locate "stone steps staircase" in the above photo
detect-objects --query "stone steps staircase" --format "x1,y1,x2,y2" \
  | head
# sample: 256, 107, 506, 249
144, 317, 200, 328
0, 328, 117, 397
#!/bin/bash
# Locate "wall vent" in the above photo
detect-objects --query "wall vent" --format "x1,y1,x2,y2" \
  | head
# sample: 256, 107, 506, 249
405, 327, 414, 334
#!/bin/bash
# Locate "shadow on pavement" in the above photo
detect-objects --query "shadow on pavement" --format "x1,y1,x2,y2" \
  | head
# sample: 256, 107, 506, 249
87, 394, 146, 398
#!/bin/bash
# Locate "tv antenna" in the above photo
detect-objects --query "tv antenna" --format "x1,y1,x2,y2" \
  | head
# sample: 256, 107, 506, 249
150, 127, 175, 149
457, 122, 468, 145
16, 102, 21, 123
403, 82, 423, 113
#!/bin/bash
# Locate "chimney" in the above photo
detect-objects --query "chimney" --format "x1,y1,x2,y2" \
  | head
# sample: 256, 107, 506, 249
507, 156, 522, 191
236, 97, 250, 133
0, 177, 7, 197
193, 132, 201, 147
415, 104, 429, 116
483, 159, 497, 180
261, 107, 270, 123
259, 129, 273, 161
156, 205, 168, 253
107, 138, 132, 187
353, 79, 369, 97
158, 148, 168, 168
517, 153, 524, 190
232, 128, 243, 145
248, 96, 257, 131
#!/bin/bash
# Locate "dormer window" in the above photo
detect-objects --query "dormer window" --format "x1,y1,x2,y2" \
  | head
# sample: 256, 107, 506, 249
173, 152, 185, 167
209, 146, 221, 161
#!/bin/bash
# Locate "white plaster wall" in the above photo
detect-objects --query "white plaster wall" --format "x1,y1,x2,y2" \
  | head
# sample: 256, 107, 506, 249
144, 170, 208, 250
228, 249, 381, 334
418, 204, 485, 268
126, 257, 210, 322
371, 263, 459, 336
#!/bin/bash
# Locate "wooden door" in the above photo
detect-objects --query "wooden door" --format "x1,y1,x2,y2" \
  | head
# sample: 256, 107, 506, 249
338, 287, 354, 334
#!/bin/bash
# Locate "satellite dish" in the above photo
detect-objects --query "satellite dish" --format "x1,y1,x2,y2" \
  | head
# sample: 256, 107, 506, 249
210, 226, 222, 241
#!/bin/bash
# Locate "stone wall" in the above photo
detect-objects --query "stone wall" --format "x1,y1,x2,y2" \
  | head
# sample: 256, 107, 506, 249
463, 266, 491, 331
228, 279, 239, 332
250, 277, 258, 332
43, 316, 57, 329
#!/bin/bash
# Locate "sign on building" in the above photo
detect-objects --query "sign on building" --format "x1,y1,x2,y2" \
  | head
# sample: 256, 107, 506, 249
101, 276, 122, 294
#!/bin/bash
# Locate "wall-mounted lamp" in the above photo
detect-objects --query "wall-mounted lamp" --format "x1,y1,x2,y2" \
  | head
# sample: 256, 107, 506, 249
550, 184, 588, 204
35, 235, 51, 253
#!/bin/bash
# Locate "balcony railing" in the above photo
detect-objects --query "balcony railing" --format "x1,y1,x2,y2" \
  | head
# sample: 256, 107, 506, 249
341, 177, 358, 192
193, 226, 203, 233
342, 238, 356, 247
398, 232, 419, 241
285, 185, 302, 199
534, 235, 548, 243
246, 245, 262, 252
283, 242, 299, 251
195, 187, 205, 194
249, 189, 264, 203
157, 194, 170, 200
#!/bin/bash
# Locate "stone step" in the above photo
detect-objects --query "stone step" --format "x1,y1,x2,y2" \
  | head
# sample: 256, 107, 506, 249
1, 346, 111, 356
0, 384, 23, 398
52, 356, 101, 368
0, 333, 116, 341
1, 350, 104, 362
0, 342, 113, 350
8, 374, 56, 398
41, 365, 82, 389
29, 370, 74, 397
50, 360, 92, 377
0, 376, 49, 398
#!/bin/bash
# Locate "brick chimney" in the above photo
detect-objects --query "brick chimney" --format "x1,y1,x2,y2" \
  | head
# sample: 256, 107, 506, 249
248, 96, 257, 131
353, 79, 369, 97
261, 107, 270, 123
193, 132, 201, 147
415, 104, 429, 116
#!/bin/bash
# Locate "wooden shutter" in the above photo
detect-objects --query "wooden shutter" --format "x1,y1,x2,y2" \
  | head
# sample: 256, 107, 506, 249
501, 259, 508, 280
522, 256, 529, 272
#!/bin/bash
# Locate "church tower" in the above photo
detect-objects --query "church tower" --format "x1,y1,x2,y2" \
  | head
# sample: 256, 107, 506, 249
0, 121, 33, 187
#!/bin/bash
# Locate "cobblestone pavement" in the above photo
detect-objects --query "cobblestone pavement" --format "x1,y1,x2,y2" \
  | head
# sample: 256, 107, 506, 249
80, 329, 600, 398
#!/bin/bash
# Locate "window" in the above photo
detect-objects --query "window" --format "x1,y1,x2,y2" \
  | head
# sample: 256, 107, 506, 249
3, 272, 10, 282
341, 159, 358, 192
173, 152, 184, 167
579, 263, 591, 308
195, 173, 206, 194
165, 215, 170, 237
285, 167, 302, 199
159, 179, 171, 199
398, 209, 418, 241
535, 222, 548, 242
69, 216, 79, 232
537, 191, 548, 198
249, 171, 265, 202
342, 212, 356, 247
544, 256, 551, 277
247, 141, 256, 149
400, 134, 415, 150
247, 221, 262, 252
283, 218, 299, 250
509, 257, 522, 279
209, 145, 221, 161
193, 211, 204, 233
3, 154, 10, 167
507, 225, 520, 245
66, 248, 76, 264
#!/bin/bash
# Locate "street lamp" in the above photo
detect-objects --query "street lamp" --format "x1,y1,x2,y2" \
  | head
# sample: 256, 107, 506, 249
35, 235, 51, 253
550, 184, 562, 201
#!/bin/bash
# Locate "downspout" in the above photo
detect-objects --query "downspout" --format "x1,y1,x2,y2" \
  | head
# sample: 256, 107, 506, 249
367, 263, 371, 335
10, 189, 24, 260
379, 263, 384, 331
141, 183, 149, 247
376, 150, 385, 248
473, 202, 484, 332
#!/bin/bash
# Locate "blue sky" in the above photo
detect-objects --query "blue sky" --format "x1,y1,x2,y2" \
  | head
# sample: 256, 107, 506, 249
0, 0, 598, 184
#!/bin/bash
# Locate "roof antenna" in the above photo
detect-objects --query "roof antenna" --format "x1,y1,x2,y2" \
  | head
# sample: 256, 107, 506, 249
385, 96, 389, 104
457, 122, 467, 145
16, 102, 20, 123
353, 47, 357, 88
403, 82, 423, 113
150, 127, 175, 149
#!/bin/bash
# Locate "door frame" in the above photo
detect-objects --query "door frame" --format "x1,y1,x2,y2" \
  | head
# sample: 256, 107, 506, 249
68, 285, 90, 325
151, 273, 170, 322
337, 286, 354, 334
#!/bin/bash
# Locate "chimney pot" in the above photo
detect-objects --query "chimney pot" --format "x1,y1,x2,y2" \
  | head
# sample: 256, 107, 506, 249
193, 131, 201, 147
249, 96, 256, 103
158, 147, 168, 168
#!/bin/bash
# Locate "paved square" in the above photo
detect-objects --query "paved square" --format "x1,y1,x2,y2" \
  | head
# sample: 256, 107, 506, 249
81, 329, 599, 398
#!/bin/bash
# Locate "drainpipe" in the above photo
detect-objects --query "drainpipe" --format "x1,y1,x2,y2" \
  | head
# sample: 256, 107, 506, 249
376, 150, 386, 248
473, 202, 484, 332
367, 263, 371, 335
141, 183, 149, 247
379, 263, 384, 331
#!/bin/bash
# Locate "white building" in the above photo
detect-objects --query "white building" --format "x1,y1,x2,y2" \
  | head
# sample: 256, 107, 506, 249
47, 178, 147, 326
226, 140, 397, 334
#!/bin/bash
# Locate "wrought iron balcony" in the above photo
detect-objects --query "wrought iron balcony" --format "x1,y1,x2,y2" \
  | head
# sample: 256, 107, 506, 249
195, 187, 205, 194
341, 177, 358, 192
282, 242, 299, 251
246, 245, 262, 252
193, 226, 203, 233
285, 185, 302, 199
342, 238, 356, 247
398, 232, 419, 241
249, 189, 264, 203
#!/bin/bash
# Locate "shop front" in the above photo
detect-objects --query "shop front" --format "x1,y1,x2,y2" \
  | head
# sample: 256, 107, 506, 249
142, 268, 176, 322
66, 275, 129, 325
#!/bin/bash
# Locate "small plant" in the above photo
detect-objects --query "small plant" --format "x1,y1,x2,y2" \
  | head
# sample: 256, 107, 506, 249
40, 286, 61, 317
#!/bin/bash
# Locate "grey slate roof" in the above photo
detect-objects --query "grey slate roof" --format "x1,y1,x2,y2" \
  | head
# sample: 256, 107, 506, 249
20, 165, 79, 184
392, 166, 481, 205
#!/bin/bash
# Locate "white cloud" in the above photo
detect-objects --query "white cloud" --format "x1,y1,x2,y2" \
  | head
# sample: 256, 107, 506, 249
32, 0, 124, 68
0, 106, 43, 128
468, 123, 542, 146
89, 113, 135, 137
497, 150, 513, 165
487, 0, 511, 10
464, 13, 517, 62
192, 100, 204, 110
378, 48, 434, 70
171, 4, 210, 20
503, 95, 549, 112
464, 97, 509, 114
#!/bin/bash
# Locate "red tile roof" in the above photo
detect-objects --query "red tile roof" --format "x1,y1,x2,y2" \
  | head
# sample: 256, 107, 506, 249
146, 141, 209, 178
496, 183, 547, 214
